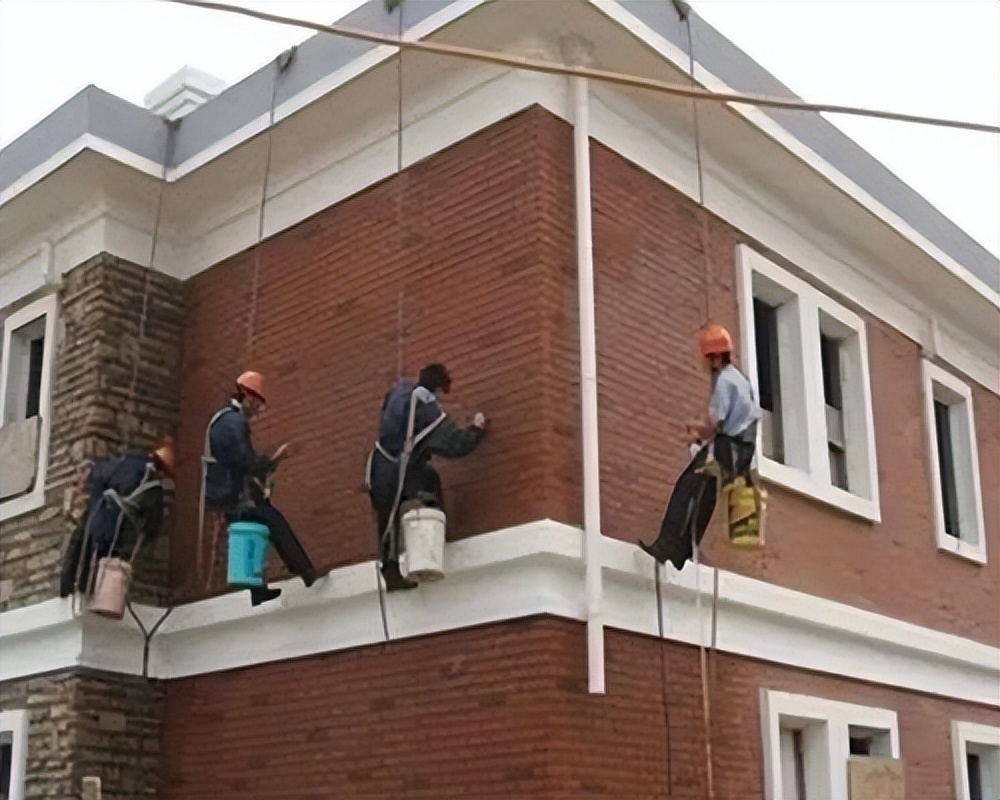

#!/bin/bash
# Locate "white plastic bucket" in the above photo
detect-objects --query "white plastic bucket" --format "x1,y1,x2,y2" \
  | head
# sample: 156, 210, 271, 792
90, 557, 133, 619
400, 507, 446, 582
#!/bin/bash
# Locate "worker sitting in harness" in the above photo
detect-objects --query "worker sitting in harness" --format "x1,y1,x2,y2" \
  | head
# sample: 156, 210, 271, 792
687, 324, 761, 485
202, 371, 318, 606
366, 363, 486, 591
60, 439, 174, 598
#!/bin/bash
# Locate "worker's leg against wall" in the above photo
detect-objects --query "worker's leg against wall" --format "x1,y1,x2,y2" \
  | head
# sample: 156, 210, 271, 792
250, 502, 317, 586
418, 465, 443, 506
59, 519, 87, 597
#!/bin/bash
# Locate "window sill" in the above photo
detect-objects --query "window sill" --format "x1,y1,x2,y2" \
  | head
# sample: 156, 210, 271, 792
0, 485, 45, 522
758, 457, 881, 523
936, 535, 987, 566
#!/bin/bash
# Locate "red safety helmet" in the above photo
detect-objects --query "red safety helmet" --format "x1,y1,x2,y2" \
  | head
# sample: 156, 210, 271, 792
698, 324, 733, 358
236, 371, 266, 403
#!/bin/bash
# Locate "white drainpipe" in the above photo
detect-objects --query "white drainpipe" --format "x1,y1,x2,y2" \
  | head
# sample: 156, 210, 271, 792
572, 75, 605, 695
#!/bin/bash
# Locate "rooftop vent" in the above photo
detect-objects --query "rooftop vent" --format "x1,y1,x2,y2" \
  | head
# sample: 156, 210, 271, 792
144, 66, 226, 121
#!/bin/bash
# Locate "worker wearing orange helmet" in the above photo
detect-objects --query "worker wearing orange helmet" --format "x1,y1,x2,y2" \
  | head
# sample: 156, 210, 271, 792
688, 324, 761, 483
60, 437, 175, 598
202, 371, 318, 605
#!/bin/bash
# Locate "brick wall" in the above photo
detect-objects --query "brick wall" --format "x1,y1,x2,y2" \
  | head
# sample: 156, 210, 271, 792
172, 106, 580, 596
169, 105, 997, 637
159, 618, 998, 799
0, 670, 163, 799
585, 138, 1000, 646
1, 255, 184, 609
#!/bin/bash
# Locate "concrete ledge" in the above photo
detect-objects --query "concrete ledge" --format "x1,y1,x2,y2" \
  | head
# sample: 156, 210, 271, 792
1, 521, 997, 707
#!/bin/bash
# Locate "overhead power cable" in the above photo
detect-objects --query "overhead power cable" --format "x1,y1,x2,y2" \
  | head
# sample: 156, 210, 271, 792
163, 0, 999, 135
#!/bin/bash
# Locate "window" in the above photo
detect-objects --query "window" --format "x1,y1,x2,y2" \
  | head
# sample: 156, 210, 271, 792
754, 298, 784, 462
922, 361, 986, 565
737, 246, 880, 521
0, 710, 27, 800
952, 722, 1000, 800
760, 689, 900, 800
0, 294, 58, 520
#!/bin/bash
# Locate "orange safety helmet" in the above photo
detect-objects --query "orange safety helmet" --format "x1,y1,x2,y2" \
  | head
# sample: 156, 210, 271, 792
236, 371, 266, 402
151, 437, 175, 478
698, 324, 733, 358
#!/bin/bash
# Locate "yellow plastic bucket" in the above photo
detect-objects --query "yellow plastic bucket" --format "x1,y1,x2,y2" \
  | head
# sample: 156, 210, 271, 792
727, 480, 764, 548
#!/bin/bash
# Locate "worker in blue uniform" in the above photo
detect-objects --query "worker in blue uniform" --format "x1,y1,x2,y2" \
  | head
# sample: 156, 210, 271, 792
202, 371, 318, 605
60, 439, 174, 597
366, 363, 486, 590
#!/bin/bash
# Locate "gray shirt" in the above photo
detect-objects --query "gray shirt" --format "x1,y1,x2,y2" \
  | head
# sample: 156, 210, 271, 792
709, 364, 762, 441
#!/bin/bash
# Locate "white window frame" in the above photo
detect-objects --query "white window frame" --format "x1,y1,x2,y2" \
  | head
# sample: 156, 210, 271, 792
0, 293, 58, 521
952, 721, 1000, 800
760, 689, 899, 800
737, 246, 880, 522
921, 361, 987, 565
0, 709, 29, 800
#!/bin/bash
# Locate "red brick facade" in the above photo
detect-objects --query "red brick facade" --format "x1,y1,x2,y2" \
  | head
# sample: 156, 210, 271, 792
171, 106, 997, 644
172, 107, 580, 596
586, 139, 999, 646
160, 618, 998, 799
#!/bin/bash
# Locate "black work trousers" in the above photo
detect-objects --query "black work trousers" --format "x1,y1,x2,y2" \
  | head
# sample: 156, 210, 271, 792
229, 501, 317, 602
368, 452, 442, 563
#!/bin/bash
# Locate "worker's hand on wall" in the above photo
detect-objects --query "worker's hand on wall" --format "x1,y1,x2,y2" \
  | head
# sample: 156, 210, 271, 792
472, 412, 486, 431
685, 419, 701, 442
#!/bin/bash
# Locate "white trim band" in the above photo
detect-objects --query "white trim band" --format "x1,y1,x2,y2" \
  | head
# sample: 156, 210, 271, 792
1, 521, 996, 706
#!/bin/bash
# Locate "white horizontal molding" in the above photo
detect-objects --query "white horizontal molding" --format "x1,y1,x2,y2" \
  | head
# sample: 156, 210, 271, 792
1, 521, 996, 707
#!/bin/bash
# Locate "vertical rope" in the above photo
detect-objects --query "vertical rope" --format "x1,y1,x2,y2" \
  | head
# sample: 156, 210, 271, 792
124, 121, 175, 453
680, 7, 717, 798
375, 0, 408, 644
246, 56, 286, 358
655, 562, 673, 796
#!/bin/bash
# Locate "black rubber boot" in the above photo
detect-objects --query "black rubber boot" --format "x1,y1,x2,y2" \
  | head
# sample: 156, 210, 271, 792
381, 560, 417, 592
249, 586, 282, 606
638, 539, 667, 564
302, 569, 318, 588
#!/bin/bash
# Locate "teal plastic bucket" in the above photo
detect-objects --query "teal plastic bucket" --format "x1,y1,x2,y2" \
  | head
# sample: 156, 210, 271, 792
227, 521, 270, 588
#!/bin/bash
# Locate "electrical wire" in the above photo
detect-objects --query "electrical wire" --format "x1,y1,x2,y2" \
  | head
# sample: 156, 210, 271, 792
161, 0, 1000, 135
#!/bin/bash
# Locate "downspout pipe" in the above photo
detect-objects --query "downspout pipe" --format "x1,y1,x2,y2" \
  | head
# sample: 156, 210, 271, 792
572, 75, 606, 695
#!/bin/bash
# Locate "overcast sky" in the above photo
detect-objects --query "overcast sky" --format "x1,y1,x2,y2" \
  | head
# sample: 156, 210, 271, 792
1, 0, 997, 258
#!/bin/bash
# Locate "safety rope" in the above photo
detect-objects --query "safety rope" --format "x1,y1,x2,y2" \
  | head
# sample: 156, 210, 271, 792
126, 600, 174, 679
654, 561, 673, 796
246, 49, 293, 358
196, 51, 292, 596
123, 119, 175, 454
372, 0, 408, 645
675, 4, 718, 797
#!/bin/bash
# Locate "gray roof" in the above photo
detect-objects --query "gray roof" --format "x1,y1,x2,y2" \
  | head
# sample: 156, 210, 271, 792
2, 0, 996, 291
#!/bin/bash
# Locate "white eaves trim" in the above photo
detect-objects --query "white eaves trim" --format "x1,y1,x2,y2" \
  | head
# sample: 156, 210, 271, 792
589, 0, 999, 310
0, 134, 163, 206
1, 521, 997, 706
2, 36, 996, 397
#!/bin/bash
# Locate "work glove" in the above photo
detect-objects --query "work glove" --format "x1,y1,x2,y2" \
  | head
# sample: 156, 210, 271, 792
472, 412, 487, 431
